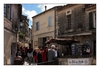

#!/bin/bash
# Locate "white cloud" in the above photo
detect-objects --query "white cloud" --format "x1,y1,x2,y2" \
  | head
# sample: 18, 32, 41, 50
38, 4, 67, 12
22, 7, 37, 21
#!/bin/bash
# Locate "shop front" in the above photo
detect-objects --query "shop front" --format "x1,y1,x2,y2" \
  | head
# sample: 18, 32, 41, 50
45, 36, 96, 65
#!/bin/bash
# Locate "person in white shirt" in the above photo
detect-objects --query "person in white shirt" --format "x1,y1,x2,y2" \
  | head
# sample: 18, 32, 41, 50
86, 47, 90, 55
27, 48, 33, 65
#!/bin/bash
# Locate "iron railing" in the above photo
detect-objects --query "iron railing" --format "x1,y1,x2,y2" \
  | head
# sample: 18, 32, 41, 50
37, 59, 58, 65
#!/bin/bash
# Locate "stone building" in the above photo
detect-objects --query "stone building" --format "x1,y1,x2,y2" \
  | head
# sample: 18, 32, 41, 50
19, 15, 29, 47
4, 4, 22, 65
32, 6, 60, 49
28, 28, 32, 48
56, 4, 96, 57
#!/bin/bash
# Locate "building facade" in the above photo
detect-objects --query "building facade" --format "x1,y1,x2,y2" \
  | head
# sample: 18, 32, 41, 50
32, 6, 58, 49
28, 28, 32, 48
4, 4, 22, 65
56, 4, 96, 57
19, 15, 29, 47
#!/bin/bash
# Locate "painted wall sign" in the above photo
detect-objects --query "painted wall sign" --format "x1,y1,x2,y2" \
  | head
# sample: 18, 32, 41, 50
68, 58, 89, 65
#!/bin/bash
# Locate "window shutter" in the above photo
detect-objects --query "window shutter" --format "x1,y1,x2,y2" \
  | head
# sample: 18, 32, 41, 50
89, 12, 93, 29
4, 4, 7, 17
38, 22, 40, 30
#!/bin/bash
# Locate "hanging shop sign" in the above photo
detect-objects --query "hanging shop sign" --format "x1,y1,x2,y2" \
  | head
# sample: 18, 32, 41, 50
71, 43, 76, 55
68, 58, 89, 65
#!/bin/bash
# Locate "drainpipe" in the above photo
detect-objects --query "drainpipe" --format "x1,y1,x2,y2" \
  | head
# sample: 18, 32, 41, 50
54, 7, 57, 38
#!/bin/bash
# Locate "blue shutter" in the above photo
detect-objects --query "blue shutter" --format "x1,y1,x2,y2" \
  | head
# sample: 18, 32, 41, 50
50, 16, 52, 26
36, 22, 37, 30
48, 16, 50, 26
4, 4, 7, 17
36, 22, 39, 30
48, 16, 52, 27
38, 22, 40, 30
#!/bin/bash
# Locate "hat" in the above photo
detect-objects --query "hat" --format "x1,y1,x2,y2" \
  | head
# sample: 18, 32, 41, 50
51, 45, 55, 48
34, 47, 39, 50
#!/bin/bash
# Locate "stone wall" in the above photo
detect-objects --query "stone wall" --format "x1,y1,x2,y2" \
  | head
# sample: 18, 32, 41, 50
4, 29, 16, 65
58, 57, 96, 65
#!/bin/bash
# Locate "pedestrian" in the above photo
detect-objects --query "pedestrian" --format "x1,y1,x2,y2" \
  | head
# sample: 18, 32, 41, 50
33, 49, 37, 63
37, 47, 42, 63
54, 47, 59, 58
14, 56, 23, 65
21, 48, 26, 63
27, 48, 33, 65
41, 46, 48, 62
16, 49, 22, 57
54, 47, 59, 65
48, 45, 55, 61
86, 47, 90, 55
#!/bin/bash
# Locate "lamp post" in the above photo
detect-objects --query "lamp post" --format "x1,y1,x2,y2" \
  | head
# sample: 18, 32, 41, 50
15, 20, 24, 49
14, 19, 24, 65
20, 22, 24, 27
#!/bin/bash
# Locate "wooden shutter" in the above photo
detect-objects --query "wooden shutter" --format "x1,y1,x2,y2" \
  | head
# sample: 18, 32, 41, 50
89, 12, 93, 29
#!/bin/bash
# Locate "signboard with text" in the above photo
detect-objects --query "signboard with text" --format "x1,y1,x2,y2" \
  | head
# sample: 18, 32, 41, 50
68, 58, 89, 65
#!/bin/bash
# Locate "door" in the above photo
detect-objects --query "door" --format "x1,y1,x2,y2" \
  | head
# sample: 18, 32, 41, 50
11, 43, 16, 65
43, 37, 47, 48
93, 40, 96, 56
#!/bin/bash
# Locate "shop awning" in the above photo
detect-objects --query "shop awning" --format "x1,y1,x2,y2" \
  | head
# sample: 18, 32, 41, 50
45, 38, 80, 45
58, 31, 92, 37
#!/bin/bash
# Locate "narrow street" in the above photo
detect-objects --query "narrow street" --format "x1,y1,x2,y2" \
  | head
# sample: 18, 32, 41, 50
4, 4, 96, 65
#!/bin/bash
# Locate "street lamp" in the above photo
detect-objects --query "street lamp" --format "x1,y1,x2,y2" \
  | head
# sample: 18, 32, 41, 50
20, 22, 24, 27
16, 20, 24, 49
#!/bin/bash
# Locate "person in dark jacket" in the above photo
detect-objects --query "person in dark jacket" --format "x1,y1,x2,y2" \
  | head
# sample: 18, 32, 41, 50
48, 45, 55, 61
34, 47, 42, 63
37, 52, 42, 63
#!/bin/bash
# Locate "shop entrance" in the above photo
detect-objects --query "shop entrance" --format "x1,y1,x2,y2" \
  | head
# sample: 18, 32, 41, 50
38, 37, 48, 49
93, 40, 96, 56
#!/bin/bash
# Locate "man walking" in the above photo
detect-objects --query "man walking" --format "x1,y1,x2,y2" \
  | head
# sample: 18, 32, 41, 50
48, 45, 56, 61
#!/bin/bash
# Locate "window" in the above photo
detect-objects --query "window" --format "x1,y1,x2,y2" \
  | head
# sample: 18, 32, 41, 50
89, 12, 96, 29
93, 12, 96, 28
67, 15, 71, 29
4, 4, 7, 17
10, 4, 13, 21
34, 41, 38, 46
22, 20, 24, 22
36, 21, 39, 30
48, 16, 52, 27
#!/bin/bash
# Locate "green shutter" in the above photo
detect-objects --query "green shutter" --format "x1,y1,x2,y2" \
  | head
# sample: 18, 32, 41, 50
89, 12, 93, 29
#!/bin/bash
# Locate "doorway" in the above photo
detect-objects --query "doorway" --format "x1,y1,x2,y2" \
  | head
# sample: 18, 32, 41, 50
11, 43, 16, 65
38, 37, 47, 49
42, 37, 47, 48
93, 40, 96, 56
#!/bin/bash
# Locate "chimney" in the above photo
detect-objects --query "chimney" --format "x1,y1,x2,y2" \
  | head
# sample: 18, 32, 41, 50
45, 6, 47, 11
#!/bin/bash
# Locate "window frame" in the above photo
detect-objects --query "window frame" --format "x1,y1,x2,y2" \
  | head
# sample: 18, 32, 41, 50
36, 21, 39, 31
67, 15, 71, 29
10, 4, 13, 21
48, 16, 52, 27
93, 12, 96, 28
4, 4, 7, 17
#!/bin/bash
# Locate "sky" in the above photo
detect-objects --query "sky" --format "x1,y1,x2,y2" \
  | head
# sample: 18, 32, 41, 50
22, 4, 67, 28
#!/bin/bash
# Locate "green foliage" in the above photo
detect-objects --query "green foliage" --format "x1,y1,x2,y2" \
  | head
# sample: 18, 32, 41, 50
19, 32, 25, 39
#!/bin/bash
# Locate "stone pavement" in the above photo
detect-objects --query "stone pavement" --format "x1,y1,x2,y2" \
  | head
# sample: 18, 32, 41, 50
23, 57, 37, 65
